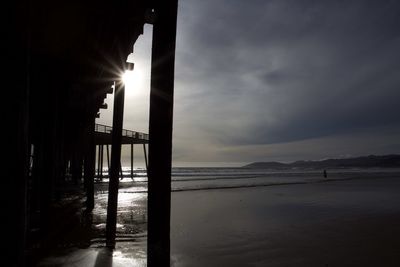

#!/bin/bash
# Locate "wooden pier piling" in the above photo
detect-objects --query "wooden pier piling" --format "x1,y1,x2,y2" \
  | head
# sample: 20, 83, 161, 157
131, 143, 134, 179
143, 144, 148, 171
84, 119, 96, 211
106, 81, 125, 248
100, 145, 104, 179
106, 144, 110, 175
147, 0, 179, 265
97, 145, 101, 178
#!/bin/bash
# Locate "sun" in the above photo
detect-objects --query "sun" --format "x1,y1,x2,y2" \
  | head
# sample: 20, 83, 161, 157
122, 69, 145, 95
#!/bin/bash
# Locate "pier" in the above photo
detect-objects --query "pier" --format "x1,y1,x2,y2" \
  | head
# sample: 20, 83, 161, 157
94, 123, 149, 180
95, 123, 149, 145
8, 0, 178, 266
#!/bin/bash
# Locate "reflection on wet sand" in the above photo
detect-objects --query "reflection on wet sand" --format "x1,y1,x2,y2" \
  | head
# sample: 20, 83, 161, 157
37, 181, 147, 267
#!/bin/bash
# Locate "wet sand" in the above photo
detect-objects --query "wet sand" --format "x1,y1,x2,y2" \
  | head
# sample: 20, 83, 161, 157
171, 176, 400, 266
38, 175, 400, 266
37, 183, 148, 267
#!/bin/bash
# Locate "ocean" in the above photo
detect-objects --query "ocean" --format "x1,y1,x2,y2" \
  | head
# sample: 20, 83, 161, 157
115, 166, 400, 192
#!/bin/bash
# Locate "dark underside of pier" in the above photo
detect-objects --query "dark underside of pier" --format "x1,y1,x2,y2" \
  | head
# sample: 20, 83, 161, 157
7, 0, 178, 266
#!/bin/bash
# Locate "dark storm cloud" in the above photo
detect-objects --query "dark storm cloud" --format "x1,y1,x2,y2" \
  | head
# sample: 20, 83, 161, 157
174, 0, 400, 147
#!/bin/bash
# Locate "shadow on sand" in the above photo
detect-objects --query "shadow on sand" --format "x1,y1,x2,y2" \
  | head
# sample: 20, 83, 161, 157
94, 248, 113, 267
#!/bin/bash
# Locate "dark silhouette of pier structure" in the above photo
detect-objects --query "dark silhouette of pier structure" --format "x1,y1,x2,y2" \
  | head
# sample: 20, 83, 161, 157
8, 0, 178, 266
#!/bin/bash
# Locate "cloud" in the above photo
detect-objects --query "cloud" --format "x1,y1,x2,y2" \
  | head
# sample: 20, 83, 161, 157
173, 0, 400, 152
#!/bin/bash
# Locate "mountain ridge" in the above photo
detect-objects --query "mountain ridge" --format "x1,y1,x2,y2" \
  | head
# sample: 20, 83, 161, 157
243, 154, 400, 169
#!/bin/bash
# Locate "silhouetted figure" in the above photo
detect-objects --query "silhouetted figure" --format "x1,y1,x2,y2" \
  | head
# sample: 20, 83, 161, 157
323, 169, 327, 178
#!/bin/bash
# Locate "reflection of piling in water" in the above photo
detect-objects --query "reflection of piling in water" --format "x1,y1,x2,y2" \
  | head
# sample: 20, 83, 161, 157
10, 0, 177, 265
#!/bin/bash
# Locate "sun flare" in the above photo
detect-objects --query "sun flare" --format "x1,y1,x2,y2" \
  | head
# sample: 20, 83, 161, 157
122, 69, 146, 95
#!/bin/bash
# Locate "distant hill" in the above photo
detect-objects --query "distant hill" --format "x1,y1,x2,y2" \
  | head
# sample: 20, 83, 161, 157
243, 154, 400, 169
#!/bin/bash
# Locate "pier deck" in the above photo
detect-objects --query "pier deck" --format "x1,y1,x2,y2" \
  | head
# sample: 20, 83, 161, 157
95, 124, 149, 145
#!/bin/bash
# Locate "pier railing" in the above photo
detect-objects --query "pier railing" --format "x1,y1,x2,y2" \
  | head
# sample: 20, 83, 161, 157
95, 123, 149, 140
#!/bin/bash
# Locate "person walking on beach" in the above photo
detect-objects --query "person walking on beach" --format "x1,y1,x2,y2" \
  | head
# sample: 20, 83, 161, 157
323, 169, 327, 178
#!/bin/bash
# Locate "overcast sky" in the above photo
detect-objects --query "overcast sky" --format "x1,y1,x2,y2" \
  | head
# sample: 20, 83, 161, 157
98, 0, 400, 167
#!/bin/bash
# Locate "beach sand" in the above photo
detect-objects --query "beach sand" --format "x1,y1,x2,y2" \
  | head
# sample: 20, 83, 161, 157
171, 176, 400, 266
38, 175, 400, 266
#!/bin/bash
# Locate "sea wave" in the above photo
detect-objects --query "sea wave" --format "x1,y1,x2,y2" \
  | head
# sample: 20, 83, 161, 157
107, 168, 400, 193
